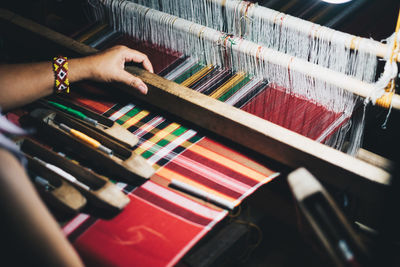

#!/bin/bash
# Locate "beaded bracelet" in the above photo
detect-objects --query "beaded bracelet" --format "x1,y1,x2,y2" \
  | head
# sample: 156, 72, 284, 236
53, 56, 70, 93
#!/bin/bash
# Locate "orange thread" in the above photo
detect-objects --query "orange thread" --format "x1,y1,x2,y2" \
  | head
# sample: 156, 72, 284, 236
376, 92, 394, 109
255, 46, 262, 63
244, 2, 252, 17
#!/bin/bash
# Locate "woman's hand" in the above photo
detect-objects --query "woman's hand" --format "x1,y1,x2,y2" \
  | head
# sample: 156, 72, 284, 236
0, 45, 153, 110
72, 45, 154, 94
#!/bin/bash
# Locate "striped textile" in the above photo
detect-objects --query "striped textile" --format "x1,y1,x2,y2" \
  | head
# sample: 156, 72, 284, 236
64, 181, 227, 267
63, 82, 278, 266
102, 100, 278, 206
65, 31, 279, 206
103, 102, 202, 169
62, 27, 279, 266
241, 84, 349, 142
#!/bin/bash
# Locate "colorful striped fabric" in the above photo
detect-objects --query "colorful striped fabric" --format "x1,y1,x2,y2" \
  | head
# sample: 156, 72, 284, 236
61, 27, 279, 266
102, 99, 278, 206
64, 181, 227, 267
63, 81, 278, 266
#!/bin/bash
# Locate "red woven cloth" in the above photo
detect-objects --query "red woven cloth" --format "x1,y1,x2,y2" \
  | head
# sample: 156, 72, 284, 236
61, 36, 278, 266
241, 85, 349, 141
65, 181, 227, 267
62, 84, 277, 266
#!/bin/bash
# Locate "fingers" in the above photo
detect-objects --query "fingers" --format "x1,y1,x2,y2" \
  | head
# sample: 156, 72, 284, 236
118, 70, 148, 94
122, 47, 154, 73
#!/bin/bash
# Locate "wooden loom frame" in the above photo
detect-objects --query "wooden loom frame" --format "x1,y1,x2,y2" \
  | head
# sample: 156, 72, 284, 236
0, 8, 392, 226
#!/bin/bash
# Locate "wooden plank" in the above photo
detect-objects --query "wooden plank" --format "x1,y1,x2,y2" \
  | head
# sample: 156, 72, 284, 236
0, 9, 391, 212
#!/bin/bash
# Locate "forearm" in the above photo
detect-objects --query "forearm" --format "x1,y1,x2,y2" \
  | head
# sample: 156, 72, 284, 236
0, 58, 92, 111
0, 148, 84, 267
0, 45, 152, 111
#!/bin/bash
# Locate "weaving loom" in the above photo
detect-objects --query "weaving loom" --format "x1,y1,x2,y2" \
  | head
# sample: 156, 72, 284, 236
1, 0, 399, 265
89, 0, 400, 156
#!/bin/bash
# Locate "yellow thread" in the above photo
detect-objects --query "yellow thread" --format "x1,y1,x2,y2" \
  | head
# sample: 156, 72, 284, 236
134, 123, 180, 155
181, 65, 213, 87
122, 110, 149, 129
209, 72, 245, 99
170, 17, 178, 27
379, 8, 400, 109
350, 36, 360, 50
376, 92, 394, 109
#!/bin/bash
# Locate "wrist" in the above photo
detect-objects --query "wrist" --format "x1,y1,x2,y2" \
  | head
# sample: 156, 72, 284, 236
68, 57, 95, 82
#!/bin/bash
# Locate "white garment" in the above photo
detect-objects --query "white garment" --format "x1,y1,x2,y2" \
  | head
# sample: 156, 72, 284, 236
0, 108, 27, 166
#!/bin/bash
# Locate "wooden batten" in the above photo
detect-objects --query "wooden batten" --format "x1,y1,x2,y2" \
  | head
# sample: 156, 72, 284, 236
19, 109, 154, 186
42, 96, 139, 148
0, 9, 393, 225
25, 154, 86, 213
34, 104, 133, 160
20, 138, 130, 211
124, 68, 390, 202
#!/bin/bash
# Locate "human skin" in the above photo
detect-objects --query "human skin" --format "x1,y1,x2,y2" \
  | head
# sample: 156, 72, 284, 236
0, 45, 154, 111
0, 45, 154, 266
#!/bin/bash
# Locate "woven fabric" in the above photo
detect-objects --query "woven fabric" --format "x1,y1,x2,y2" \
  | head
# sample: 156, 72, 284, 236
241, 85, 349, 142
62, 31, 278, 266
64, 181, 227, 267
103, 101, 278, 206
104, 102, 202, 169
63, 83, 278, 266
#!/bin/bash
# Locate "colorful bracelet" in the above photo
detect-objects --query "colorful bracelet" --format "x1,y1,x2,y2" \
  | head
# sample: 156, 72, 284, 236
53, 56, 70, 93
